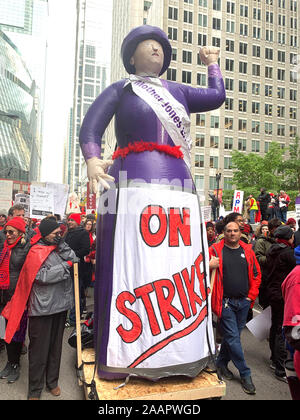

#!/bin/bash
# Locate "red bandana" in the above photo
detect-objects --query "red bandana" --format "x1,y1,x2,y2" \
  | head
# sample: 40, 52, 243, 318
0, 237, 22, 290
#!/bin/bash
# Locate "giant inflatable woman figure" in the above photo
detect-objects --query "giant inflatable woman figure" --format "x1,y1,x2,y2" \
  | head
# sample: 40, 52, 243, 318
79, 25, 225, 380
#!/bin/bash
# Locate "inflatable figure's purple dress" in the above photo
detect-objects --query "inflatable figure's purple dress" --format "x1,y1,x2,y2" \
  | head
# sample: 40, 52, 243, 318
80, 26, 225, 380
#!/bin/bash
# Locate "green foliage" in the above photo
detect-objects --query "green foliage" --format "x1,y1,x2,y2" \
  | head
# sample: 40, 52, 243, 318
280, 136, 300, 190
231, 142, 285, 191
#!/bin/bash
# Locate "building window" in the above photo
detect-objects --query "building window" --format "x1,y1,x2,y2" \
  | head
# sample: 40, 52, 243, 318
277, 105, 285, 118
198, 13, 207, 27
210, 156, 219, 169
238, 138, 247, 151
252, 83, 260, 95
196, 114, 205, 126
183, 30, 193, 43
224, 156, 232, 169
182, 50, 192, 63
265, 85, 273, 97
195, 175, 204, 191
168, 7, 178, 20
168, 27, 178, 40
239, 100, 247, 112
265, 104, 273, 116
238, 119, 247, 132
182, 71, 192, 83
239, 42, 247, 55
184, 10, 193, 23
212, 18, 221, 30
195, 154, 204, 168
277, 124, 285, 136
197, 73, 206, 86
225, 117, 233, 130
167, 68, 177, 81
252, 140, 260, 153
211, 116, 220, 128
210, 136, 219, 148
252, 121, 260, 133
225, 97, 234, 110
195, 134, 205, 147
252, 102, 260, 114
224, 137, 233, 150
265, 123, 273, 135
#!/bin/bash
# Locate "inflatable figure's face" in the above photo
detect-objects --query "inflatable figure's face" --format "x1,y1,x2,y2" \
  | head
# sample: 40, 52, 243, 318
130, 39, 164, 76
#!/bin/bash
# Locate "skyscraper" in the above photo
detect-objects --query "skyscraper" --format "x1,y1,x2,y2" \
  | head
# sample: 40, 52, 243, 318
0, 0, 49, 182
69, 0, 112, 193
110, 0, 300, 203
0, 29, 38, 182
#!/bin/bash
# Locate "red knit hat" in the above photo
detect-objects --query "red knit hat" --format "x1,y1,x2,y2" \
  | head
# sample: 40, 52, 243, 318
5, 216, 26, 233
68, 213, 81, 225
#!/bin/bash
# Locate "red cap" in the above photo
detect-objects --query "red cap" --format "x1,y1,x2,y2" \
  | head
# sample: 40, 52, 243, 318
5, 217, 26, 233
68, 213, 81, 225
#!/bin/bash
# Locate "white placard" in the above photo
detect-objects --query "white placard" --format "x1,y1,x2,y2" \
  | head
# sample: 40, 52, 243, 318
0, 180, 13, 210
46, 182, 69, 218
14, 193, 30, 217
246, 306, 272, 341
30, 185, 54, 218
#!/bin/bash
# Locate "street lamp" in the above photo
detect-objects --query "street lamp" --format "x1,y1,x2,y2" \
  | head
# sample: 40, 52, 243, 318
216, 171, 222, 218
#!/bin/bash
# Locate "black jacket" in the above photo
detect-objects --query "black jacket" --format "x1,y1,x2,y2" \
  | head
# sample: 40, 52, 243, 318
295, 228, 300, 247
65, 227, 90, 268
257, 191, 270, 209
266, 243, 296, 306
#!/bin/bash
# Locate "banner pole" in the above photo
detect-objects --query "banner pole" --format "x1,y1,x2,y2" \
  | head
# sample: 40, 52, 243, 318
74, 262, 83, 385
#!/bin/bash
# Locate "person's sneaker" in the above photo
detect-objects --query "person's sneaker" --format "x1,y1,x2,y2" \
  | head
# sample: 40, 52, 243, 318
218, 365, 234, 380
0, 362, 13, 379
270, 361, 276, 371
241, 376, 256, 395
7, 363, 20, 383
275, 372, 288, 383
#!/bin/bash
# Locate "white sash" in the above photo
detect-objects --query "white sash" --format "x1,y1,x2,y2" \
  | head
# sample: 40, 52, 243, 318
125, 75, 192, 168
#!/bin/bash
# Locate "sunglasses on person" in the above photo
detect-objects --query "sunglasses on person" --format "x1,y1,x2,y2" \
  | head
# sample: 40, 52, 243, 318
3, 229, 17, 236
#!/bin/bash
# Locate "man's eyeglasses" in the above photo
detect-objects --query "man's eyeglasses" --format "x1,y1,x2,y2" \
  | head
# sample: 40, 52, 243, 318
4, 230, 16, 236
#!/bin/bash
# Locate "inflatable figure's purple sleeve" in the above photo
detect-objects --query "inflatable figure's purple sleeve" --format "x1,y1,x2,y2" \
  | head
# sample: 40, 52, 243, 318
79, 80, 125, 160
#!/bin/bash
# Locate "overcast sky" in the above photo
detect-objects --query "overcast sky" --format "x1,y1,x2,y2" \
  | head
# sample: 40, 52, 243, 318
40, 0, 76, 183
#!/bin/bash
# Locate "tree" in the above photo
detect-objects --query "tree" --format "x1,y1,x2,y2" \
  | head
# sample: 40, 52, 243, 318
231, 142, 285, 192
280, 136, 300, 190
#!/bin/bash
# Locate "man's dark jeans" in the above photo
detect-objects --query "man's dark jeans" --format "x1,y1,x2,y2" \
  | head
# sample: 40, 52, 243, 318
217, 297, 251, 378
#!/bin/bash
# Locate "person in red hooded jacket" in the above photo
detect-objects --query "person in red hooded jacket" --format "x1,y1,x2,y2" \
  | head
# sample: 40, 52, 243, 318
209, 220, 261, 395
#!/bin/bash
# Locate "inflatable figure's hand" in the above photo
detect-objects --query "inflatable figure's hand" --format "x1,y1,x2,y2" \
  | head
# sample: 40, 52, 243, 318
87, 157, 115, 193
199, 47, 220, 66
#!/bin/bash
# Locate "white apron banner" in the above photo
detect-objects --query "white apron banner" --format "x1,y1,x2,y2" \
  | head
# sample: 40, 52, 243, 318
106, 186, 214, 370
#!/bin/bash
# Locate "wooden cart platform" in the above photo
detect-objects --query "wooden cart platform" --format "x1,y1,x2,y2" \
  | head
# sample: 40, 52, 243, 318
81, 348, 226, 400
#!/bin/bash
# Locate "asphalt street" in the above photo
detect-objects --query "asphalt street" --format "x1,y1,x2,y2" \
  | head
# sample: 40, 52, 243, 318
0, 292, 293, 401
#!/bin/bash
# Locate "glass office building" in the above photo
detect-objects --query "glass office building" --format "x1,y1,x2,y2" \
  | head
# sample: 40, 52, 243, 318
0, 29, 38, 181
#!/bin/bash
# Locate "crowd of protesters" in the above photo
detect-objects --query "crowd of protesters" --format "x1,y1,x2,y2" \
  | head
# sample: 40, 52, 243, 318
243, 189, 291, 224
0, 204, 97, 399
206, 202, 300, 399
0, 195, 299, 399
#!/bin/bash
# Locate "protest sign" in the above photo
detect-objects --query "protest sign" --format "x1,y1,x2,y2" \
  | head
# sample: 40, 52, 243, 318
232, 190, 244, 213
0, 180, 13, 210
14, 193, 30, 217
30, 185, 54, 218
